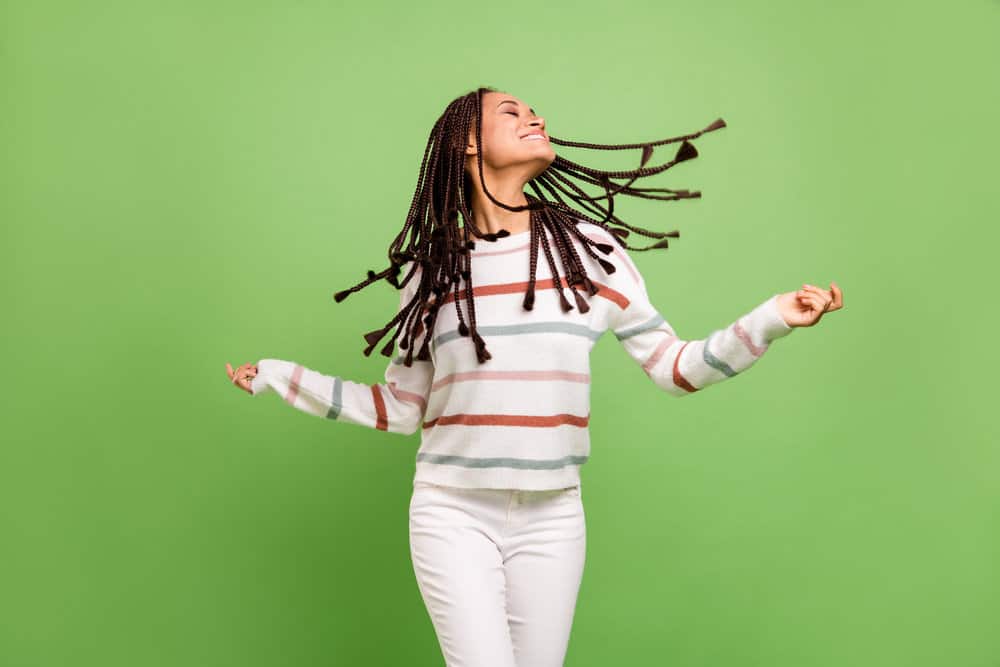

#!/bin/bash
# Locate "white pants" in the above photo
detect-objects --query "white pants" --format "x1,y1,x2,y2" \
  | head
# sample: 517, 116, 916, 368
409, 481, 587, 667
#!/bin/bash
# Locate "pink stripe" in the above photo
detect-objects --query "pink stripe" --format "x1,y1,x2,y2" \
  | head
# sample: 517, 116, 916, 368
733, 321, 765, 357
387, 381, 427, 412
432, 369, 590, 392
581, 232, 640, 285
641, 335, 678, 374
284, 364, 305, 405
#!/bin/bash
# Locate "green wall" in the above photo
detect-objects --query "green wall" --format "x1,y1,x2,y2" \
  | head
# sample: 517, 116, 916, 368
2, 0, 997, 664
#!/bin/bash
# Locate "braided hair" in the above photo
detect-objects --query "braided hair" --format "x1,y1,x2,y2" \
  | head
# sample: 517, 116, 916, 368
332, 86, 726, 366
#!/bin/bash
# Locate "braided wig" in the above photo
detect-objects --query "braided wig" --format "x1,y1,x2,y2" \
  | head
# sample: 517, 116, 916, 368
332, 86, 726, 366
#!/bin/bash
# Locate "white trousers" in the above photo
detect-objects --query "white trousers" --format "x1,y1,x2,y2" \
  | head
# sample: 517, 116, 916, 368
409, 481, 587, 667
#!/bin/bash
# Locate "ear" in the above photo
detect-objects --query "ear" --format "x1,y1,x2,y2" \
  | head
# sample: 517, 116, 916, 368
465, 135, 478, 156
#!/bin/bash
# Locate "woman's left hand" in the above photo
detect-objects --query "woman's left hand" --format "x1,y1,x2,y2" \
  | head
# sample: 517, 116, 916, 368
776, 281, 843, 327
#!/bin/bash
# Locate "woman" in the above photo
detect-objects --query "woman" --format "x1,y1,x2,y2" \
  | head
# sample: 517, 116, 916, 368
226, 86, 843, 666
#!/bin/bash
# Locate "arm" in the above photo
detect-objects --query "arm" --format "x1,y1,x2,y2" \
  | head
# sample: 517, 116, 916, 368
250, 264, 434, 434
607, 249, 793, 397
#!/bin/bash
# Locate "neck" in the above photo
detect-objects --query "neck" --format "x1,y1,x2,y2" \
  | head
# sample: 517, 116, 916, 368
465, 169, 531, 237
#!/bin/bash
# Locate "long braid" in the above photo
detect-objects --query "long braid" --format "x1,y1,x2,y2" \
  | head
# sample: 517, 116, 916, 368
332, 86, 726, 365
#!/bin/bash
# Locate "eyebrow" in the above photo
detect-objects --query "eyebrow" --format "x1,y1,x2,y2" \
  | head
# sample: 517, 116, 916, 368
497, 99, 536, 115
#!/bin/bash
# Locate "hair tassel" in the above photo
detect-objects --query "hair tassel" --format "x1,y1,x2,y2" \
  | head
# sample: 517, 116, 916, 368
363, 326, 388, 348
558, 289, 573, 312
522, 287, 535, 311
674, 140, 698, 163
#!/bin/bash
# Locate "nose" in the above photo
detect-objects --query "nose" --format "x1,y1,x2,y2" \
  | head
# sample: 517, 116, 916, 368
528, 115, 545, 133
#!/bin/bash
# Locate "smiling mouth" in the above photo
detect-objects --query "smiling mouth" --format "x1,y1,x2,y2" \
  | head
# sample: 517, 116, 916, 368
522, 134, 548, 141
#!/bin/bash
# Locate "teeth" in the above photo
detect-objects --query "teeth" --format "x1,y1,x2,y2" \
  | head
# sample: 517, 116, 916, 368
523, 135, 545, 140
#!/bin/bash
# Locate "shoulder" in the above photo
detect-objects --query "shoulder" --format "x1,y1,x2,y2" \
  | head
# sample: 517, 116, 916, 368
573, 220, 616, 243
572, 221, 646, 292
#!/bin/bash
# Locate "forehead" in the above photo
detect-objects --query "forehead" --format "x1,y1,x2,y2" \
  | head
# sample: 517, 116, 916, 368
487, 93, 535, 115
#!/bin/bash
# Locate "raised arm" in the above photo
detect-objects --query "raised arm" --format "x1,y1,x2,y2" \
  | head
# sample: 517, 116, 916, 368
250, 264, 434, 434
606, 245, 794, 397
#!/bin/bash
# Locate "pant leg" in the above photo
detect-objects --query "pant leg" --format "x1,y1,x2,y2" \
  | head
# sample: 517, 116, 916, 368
503, 485, 587, 667
409, 482, 518, 667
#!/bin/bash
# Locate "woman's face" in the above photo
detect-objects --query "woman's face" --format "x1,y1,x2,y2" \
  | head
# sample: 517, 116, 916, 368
465, 91, 555, 181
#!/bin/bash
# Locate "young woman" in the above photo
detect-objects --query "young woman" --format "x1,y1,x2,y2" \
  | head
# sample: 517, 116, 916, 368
226, 86, 843, 666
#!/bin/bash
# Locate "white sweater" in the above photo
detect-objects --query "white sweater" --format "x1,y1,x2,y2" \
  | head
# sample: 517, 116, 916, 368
251, 222, 794, 490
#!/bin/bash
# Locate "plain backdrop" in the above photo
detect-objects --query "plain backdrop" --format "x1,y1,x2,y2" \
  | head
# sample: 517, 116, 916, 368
2, 0, 997, 665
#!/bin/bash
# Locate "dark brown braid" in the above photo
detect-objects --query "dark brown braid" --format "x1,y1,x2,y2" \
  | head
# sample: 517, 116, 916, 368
332, 86, 726, 366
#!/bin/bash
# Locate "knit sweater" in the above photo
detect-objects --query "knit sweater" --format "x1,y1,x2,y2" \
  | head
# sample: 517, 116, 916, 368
250, 221, 794, 490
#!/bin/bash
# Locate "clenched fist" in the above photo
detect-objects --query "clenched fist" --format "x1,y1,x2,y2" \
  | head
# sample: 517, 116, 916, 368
776, 281, 844, 327
226, 362, 258, 395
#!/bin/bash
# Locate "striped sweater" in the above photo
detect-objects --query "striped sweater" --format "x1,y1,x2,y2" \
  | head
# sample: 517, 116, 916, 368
250, 221, 794, 490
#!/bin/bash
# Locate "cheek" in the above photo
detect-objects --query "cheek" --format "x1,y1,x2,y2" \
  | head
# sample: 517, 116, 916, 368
484, 128, 519, 157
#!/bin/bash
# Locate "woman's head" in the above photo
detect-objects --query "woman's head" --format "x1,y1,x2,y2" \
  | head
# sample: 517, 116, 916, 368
333, 85, 727, 365
464, 90, 555, 186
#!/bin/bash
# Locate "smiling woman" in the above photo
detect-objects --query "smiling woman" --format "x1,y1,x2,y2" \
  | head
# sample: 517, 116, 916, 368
227, 84, 824, 667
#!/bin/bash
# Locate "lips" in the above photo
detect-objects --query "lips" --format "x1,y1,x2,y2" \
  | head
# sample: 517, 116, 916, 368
521, 133, 547, 141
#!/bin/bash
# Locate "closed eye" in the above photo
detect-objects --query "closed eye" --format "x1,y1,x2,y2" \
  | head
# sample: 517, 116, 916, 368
504, 111, 518, 116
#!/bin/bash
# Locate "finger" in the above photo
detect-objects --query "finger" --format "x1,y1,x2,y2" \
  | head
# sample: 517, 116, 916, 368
226, 362, 234, 379
829, 282, 843, 309
801, 284, 830, 300
234, 364, 253, 385
796, 289, 817, 305
803, 285, 834, 312
802, 293, 823, 314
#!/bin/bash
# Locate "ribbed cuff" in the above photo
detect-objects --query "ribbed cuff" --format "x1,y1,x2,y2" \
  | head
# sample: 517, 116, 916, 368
758, 293, 794, 342
250, 359, 277, 396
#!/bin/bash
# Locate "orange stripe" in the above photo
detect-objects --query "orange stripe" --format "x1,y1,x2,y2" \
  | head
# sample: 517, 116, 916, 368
371, 385, 388, 430
671, 342, 698, 393
422, 412, 590, 429
439, 277, 629, 310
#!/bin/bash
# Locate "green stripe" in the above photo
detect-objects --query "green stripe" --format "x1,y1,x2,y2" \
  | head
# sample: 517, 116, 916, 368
435, 322, 604, 348
701, 330, 737, 377
614, 313, 665, 341
416, 452, 589, 470
326, 377, 343, 419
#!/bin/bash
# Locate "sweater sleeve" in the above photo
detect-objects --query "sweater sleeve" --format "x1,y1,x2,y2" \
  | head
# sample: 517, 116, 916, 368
605, 245, 794, 397
249, 264, 434, 434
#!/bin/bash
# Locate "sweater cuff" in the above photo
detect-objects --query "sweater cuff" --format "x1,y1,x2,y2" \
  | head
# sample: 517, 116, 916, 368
757, 293, 794, 342
250, 359, 278, 396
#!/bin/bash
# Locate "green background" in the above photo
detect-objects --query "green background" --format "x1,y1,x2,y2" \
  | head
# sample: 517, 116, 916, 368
3, 0, 997, 665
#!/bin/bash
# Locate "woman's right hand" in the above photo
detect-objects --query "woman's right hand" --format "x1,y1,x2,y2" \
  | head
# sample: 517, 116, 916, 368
226, 362, 258, 395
